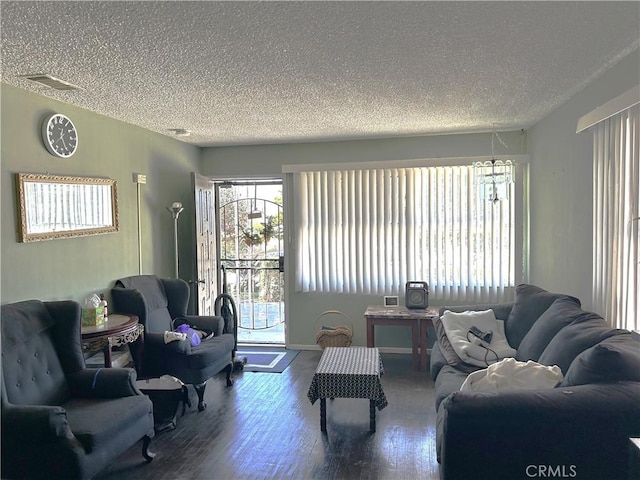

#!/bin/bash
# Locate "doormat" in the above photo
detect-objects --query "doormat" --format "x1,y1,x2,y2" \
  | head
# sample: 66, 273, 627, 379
236, 348, 300, 373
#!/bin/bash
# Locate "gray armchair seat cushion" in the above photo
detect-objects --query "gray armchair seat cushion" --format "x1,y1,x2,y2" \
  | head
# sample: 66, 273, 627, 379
188, 335, 236, 370
65, 395, 153, 452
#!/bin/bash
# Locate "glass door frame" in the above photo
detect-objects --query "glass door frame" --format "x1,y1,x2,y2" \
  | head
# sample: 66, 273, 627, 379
214, 178, 285, 345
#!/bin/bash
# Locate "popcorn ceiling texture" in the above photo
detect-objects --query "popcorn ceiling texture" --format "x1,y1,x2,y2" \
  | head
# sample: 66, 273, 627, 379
1, 1, 638, 147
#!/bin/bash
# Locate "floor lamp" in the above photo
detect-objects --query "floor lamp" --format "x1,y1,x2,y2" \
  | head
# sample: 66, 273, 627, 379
167, 201, 184, 278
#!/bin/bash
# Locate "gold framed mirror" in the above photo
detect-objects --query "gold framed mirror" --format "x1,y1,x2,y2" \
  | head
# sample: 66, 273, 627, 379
16, 173, 119, 242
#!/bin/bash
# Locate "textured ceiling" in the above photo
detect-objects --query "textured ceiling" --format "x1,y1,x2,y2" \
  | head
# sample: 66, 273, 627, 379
1, 1, 639, 147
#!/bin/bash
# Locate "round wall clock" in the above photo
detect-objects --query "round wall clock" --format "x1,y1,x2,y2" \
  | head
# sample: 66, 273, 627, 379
42, 113, 78, 158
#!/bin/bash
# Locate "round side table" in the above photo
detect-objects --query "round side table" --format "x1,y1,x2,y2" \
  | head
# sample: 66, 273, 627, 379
81, 313, 143, 368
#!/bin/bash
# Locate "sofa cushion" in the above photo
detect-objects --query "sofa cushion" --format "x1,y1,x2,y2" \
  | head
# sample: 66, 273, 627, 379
434, 365, 468, 411
538, 316, 622, 373
430, 342, 447, 381
560, 333, 640, 386
515, 297, 584, 362
505, 284, 581, 349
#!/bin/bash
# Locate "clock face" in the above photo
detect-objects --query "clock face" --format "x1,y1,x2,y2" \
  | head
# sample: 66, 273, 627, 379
42, 113, 78, 158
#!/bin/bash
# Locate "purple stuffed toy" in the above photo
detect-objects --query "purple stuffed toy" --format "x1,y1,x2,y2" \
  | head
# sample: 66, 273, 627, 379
174, 324, 201, 346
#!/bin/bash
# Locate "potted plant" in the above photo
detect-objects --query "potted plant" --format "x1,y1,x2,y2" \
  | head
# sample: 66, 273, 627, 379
241, 229, 262, 247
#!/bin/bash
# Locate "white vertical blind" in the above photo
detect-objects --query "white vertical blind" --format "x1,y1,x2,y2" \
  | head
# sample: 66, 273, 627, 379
293, 164, 517, 302
592, 105, 639, 330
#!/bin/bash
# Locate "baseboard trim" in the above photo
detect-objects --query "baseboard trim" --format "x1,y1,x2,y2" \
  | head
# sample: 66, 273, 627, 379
287, 344, 431, 356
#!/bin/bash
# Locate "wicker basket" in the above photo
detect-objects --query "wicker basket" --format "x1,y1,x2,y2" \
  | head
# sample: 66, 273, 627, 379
314, 310, 353, 349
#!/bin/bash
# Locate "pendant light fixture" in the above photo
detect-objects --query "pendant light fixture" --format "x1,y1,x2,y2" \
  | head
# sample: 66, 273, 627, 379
248, 184, 262, 219
473, 129, 515, 203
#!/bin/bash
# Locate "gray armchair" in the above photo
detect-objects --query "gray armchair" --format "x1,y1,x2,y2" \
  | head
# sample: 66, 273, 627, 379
111, 275, 234, 412
1, 299, 155, 480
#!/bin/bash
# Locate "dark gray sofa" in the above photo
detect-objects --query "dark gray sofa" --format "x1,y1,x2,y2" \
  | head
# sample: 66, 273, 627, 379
431, 284, 640, 480
1, 300, 155, 479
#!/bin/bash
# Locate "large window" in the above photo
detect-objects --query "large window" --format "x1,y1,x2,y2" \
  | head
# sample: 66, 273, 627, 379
591, 103, 639, 330
289, 158, 526, 303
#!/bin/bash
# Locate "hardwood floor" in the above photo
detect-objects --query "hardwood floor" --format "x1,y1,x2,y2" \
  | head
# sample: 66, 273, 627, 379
95, 350, 440, 480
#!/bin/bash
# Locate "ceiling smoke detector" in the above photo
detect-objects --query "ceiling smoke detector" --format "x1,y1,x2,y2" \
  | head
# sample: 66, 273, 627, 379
169, 128, 191, 137
19, 74, 82, 91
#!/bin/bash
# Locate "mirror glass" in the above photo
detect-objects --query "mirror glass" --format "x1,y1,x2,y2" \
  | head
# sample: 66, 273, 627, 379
16, 173, 119, 242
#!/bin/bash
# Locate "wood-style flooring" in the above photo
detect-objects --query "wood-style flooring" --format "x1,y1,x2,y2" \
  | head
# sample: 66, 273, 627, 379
95, 350, 440, 480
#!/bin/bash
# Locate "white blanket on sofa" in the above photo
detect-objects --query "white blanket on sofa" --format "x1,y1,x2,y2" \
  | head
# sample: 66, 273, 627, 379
440, 309, 516, 367
460, 357, 563, 392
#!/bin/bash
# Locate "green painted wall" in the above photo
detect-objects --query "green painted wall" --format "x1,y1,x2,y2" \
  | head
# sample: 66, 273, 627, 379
529, 48, 639, 314
1, 84, 199, 306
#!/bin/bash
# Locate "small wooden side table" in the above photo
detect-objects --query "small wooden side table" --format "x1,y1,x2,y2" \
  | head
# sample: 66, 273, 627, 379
364, 305, 439, 371
81, 313, 143, 369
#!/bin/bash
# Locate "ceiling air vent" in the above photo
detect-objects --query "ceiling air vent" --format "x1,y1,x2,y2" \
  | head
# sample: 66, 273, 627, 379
20, 74, 82, 91
168, 128, 191, 137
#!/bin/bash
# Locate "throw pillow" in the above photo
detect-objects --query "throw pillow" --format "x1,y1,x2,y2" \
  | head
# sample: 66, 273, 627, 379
432, 316, 478, 373
515, 297, 585, 362
505, 284, 581, 349
440, 310, 516, 367
538, 316, 622, 373
560, 333, 640, 386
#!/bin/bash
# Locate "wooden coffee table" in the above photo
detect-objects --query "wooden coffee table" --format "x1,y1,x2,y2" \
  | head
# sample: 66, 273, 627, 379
307, 347, 387, 433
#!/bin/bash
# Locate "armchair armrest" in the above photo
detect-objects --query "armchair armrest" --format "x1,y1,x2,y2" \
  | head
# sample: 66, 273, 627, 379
146, 331, 191, 354
67, 368, 141, 398
1, 404, 76, 444
173, 315, 225, 336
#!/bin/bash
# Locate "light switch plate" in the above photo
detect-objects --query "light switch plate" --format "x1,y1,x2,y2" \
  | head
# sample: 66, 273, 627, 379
132, 173, 147, 184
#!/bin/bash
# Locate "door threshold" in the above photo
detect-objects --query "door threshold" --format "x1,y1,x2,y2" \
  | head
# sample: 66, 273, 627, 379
238, 343, 286, 349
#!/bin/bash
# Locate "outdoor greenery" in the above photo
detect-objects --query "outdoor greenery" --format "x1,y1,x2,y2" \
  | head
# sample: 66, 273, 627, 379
218, 184, 284, 330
